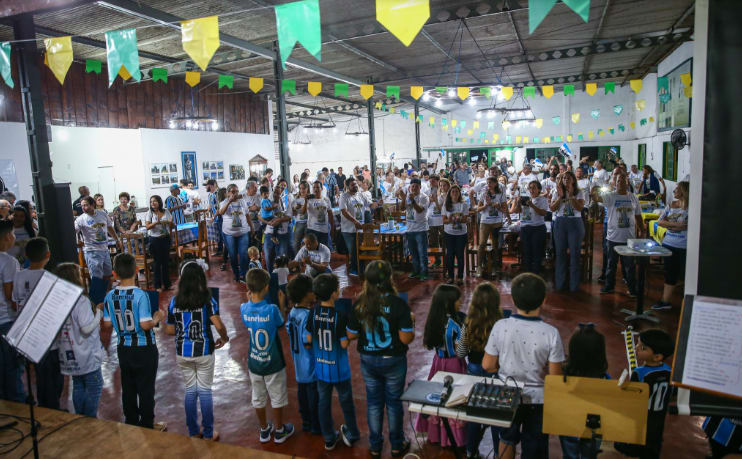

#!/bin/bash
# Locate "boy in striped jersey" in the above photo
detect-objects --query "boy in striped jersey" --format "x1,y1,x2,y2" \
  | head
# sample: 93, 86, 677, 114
165, 184, 187, 225
102, 253, 163, 429
305, 273, 360, 450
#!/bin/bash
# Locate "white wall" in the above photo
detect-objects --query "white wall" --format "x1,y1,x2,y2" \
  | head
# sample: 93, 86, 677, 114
0, 122, 35, 201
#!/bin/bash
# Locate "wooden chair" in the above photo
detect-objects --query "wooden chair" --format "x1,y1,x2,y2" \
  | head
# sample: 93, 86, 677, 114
121, 232, 153, 288
356, 223, 385, 275
194, 209, 209, 222
581, 213, 596, 282
76, 238, 91, 291
390, 210, 406, 223
180, 219, 210, 264
169, 222, 182, 269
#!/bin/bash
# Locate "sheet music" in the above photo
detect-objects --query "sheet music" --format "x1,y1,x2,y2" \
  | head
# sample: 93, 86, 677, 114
4, 271, 56, 347
683, 298, 742, 398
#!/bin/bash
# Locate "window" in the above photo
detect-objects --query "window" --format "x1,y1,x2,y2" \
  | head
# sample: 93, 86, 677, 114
597, 146, 621, 171
638, 144, 647, 168
662, 141, 678, 181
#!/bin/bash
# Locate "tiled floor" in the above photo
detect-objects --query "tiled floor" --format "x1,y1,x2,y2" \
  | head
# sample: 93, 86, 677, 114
83, 229, 709, 458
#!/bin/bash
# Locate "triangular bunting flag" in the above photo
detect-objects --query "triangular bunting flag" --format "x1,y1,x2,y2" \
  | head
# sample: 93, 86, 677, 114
605, 81, 615, 94
307, 81, 322, 96
567, 135, 572, 142
588, 131, 594, 139
435, 86, 447, 95
630, 79, 642, 94
334, 82, 348, 97
578, 134, 583, 140
506, 136, 512, 144
389, 107, 395, 114
0, 42, 13, 88
535, 119, 543, 128
680, 73, 692, 88
386, 85, 400, 100
649, 116, 654, 122
515, 136, 522, 144
457, 87, 470, 100
585, 83, 597, 96
571, 113, 580, 124
479, 87, 491, 98
523, 86, 536, 98
473, 121, 479, 129
429, 117, 435, 127
151, 68, 168, 83
281, 79, 296, 95
502, 121, 511, 130
181, 16, 220, 71
451, 120, 457, 127
85, 59, 102, 75
591, 109, 600, 120
613, 104, 623, 115
44, 36, 74, 85
105, 29, 141, 87
376, 0, 429, 46
635, 99, 646, 111
467, 129, 473, 135
529, 0, 590, 34
630, 121, 635, 129
493, 134, 499, 142
218, 74, 234, 90
185, 71, 201, 87
542, 85, 554, 99
360, 84, 373, 100
249, 77, 264, 93
502, 86, 513, 100
552, 116, 560, 125
598, 129, 605, 136
618, 124, 625, 132
640, 118, 647, 126
609, 128, 614, 135
460, 121, 466, 129
274, 0, 322, 68
564, 84, 574, 96
410, 86, 423, 100
375, 101, 383, 109
684, 86, 693, 98
524, 137, 529, 143
416, 115, 423, 123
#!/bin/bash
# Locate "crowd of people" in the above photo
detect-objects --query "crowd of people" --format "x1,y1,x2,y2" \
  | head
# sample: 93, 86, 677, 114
0, 152, 724, 459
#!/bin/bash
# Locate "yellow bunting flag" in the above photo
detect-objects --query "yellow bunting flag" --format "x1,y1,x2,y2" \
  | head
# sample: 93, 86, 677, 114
307, 81, 322, 96
473, 121, 479, 129
493, 133, 500, 142
467, 129, 473, 135
542, 85, 554, 99
375, 101, 382, 109
501, 86, 513, 100
185, 71, 201, 87
567, 135, 573, 142
181, 16, 220, 71
635, 99, 646, 111
630, 79, 642, 94
360, 84, 374, 100
515, 136, 522, 144
119, 67, 132, 80
588, 131, 594, 139
630, 121, 636, 129
249, 77, 263, 93
429, 116, 435, 126
585, 83, 597, 96
457, 87, 470, 100
599, 130, 605, 137
684, 86, 693, 98
649, 116, 654, 123
524, 137, 529, 143
376, 0, 430, 47
390, 107, 395, 114
485, 139, 489, 144
502, 121, 511, 129
571, 113, 580, 124
44, 36, 73, 85
534, 118, 543, 128
680, 73, 692, 88
451, 120, 458, 127
410, 86, 423, 100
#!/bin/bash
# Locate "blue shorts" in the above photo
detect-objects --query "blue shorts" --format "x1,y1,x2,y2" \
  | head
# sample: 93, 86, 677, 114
84, 250, 113, 279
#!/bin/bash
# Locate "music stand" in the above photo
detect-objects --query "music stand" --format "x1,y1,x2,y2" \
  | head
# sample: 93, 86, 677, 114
543, 375, 650, 451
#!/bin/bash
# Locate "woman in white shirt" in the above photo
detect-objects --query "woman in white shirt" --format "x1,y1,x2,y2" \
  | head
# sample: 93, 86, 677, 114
301, 181, 333, 247
145, 195, 173, 291
292, 181, 311, 253
549, 171, 586, 292
442, 184, 470, 285
382, 171, 398, 216
652, 181, 689, 311
427, 177, 448, 268
217, 184, 255, 283
512, 180, 548, 273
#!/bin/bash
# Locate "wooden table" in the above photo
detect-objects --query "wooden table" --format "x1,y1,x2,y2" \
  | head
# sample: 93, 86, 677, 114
0, 401, 297, 459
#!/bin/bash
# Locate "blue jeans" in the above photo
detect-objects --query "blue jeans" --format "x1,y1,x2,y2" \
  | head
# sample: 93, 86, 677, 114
214, 216, 224, 253
0, 322, 25, 403
360, 354, 408, 452
559, 435, 601, 459
605, 239, 636, 292
553, 217, 585, 291
307, 229, 329, 247
465, 363, 500, 456
521, 224, 547, 273
406, 231, 429, 276
342, 232, 358, 273
264, 232, 291, 271
72, 368, 103, 417
298, 381, 321, 434
444, 233, 467, 279
293, 221, 307, 253
223, 232, 250, 279
317, 379, 360, 445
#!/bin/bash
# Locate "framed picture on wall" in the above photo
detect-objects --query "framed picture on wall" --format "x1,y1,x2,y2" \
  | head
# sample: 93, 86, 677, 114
150, 162, 173, 188
181, 151, 197, 188
658, 58, 692, 131
229, 164, 245, 180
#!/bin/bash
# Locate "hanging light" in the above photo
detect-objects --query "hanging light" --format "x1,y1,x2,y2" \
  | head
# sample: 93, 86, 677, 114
422, 92, 431, 102
468, 97, 476, 106
185, 120, 193, 128
447, 88, 455, 97
486, 110, 495, 119
212, 121, 219, 130
476, 111, 482, 119
169, 120, 176, 129
435, 98, 442, 107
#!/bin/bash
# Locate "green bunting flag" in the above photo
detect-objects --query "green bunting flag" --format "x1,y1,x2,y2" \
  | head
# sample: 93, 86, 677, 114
442, 118, 447, 126
657, 76, 670, 103
591, 109, 600, 120
487, 121, 494, 130
218, 74, 234, 90
105, 28, 141, 87
461, 121, 466, 129
552, 116, 560, 125
274, 0, 322, 69
435, 86, 447, 95
613, 104, 623, 115
609, 128, 614, 135
563, 84, 575, 96
455, 127, 461, 134
523, 86, 536, 98
281, 79, 296, 95
479, 87, 491, 98
640, 118, 647, 126
618, 124, 625, 132
529, 0, 591, 34
334, 83, 348, 97
605, 81, 615, 94
151, 68, 168, 83
578, 134, 584, 140
386, 85, 400, 100
85, 59, 102, 75
506, 136, 512, 144
480, 131, 486, 139
1, 42, 13, 88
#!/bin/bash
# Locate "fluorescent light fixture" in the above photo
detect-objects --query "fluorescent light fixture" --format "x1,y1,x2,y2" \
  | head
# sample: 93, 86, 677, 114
447, 88, 455, 97
435, 98, 442, 107
212, 121, 219, 130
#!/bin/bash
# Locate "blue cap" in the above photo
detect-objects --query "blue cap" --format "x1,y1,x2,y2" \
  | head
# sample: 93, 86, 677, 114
170, 183, 179, 190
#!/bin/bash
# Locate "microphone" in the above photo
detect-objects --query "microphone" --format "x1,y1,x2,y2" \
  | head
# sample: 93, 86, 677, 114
439, 375, 454, 405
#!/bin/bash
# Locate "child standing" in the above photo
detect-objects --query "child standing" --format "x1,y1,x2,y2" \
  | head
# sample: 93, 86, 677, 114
415, 283, 467, 447
614, 329, 675, 459
305, 273, 360, 450
13, 238, 63, 409
273, 255, 290, 291
248, 246, 262, 271
559, 324, 610, 459
166, 261, 230, 441
102, 253, 164, 429
55, 263, 104, 417
0, 219, 23, 402
482, 273, 565, 459
240, 268, 295, 444
286, 274, 321, 435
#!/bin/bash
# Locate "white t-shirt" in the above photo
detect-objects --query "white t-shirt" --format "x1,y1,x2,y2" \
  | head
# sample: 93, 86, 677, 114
338, 192, 369, 233
292, 196, 309, 223
220, 198, 251, 237
659, 207, 688, 249
442, 201, 470, 235
74, 210, 113, 252
593, 168, 610, 187
294, 243, 331, 276
484, 315, 565, 404
551, 190, 586, 218
602, 192, 641, 243
518, 173, 540, 193
272, 198, 293, 235
427, 193, 444, 227
0, 252, 20, 325
58, 296, 103, 376
382, 181, 398, 205
540, 178, 558, 200
12, 269, 44, 313
184, 188, 199, 213
577, 178, 592, 205
244, 192, 261, 222
521, 196, 548, 226
361, 191, 373, 214
273, 267, 290, 286
629, 171, 644, 191
8, 227, 32, 261
404, 193, 430, 233
144, 210, 172, 238
471, 177, 488, 196
306, 197, 332, 233
477, 190, 506, 225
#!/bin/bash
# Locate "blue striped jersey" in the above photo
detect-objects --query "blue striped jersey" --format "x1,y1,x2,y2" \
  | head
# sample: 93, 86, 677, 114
167, 297, 218, 357
437, 312, 465, 359
103, 286, 156, 347
305, 306, 350, 383
704, 417, 742, 451
165, 195, 186, 225
208, 192, 218, 216
240, 300, 285, 376
287, 306, 315, 383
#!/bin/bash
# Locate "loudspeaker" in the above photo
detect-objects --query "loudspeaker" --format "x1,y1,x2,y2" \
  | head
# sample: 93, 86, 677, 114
40, 183, 77, 267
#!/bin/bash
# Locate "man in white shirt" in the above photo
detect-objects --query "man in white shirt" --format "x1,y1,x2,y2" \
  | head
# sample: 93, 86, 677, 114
517, 164, 539, 195
398, 178, 430, 280
289, 233, 331, 277
74, 196, 120, 282
184, 181, 201, 215
575, 167, 592, 206
629, 164, 643, 192
338, 177, 379, 276
591, 160, 610, 187
243, 179, 261, 246
540, 163, 559, 201
592, 174, 643, 296
476, 177, 508, 277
